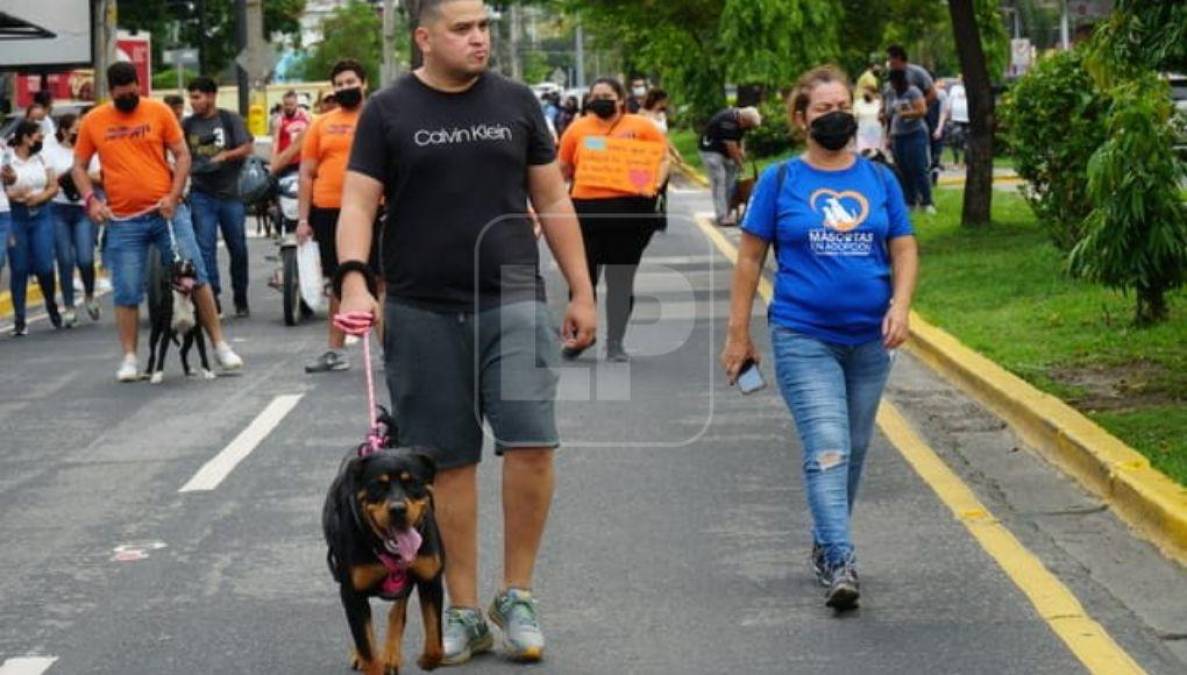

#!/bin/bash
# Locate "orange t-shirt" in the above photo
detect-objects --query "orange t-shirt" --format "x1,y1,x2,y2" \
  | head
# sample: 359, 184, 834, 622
75, 99, 182, 217
302, 107, 360, 209
558, 113, 667, 200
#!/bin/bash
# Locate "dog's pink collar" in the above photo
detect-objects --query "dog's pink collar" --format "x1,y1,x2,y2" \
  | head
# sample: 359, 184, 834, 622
376, 527, 422, 597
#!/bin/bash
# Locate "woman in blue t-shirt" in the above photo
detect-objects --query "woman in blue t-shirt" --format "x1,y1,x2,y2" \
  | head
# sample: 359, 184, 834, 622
720, 65, 919, 611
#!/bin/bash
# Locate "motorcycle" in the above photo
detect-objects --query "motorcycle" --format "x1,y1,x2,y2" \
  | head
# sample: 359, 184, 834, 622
270, 172, 316, 326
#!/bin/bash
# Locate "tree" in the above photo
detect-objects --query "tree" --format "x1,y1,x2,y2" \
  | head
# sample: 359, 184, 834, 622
1068, 0, 1187, 324
947, 0, 997, 226
565, 0, 841, 124
301, 0, 389, 85
120, 0, 306, 80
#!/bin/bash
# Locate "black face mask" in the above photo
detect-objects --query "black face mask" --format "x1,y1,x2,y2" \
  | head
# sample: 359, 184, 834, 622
335, 87, 363, 109
114, 94, 139, 113
588, 99, 618, 120
809, 110, 857, 151
29, 141, 43, 155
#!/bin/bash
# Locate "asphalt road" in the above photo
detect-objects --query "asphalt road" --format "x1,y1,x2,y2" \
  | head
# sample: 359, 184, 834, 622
1, 187, 1184, 675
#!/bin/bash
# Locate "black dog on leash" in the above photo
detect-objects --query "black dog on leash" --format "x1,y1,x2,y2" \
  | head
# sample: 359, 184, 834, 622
146, 258, 213, 384
323, 411, 445, 675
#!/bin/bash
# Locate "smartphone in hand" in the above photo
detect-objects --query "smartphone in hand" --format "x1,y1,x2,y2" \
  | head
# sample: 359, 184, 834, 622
736, 358, 766, 395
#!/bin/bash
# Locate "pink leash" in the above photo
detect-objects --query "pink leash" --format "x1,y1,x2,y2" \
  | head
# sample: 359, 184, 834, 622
334, 310, 384, 456
360, 330, 385, 456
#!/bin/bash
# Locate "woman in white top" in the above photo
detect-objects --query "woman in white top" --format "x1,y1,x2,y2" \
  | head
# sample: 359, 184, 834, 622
853, 85, 884, 154
639, 88, 684, 232
0, 152, 12, 283
46, 113, 102, 325
4, 119, 61, 335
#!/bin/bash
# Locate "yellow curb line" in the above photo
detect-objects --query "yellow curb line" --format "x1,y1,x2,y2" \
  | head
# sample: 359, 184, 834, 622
692, 212, 1146, 674
0, 283, 46, 318
905, 313, 1187, 566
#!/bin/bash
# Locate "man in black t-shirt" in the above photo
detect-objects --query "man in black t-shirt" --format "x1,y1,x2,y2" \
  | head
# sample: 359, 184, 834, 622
184, 76, 254, 316
698, 106, 762, 226
334, 0, 595, 667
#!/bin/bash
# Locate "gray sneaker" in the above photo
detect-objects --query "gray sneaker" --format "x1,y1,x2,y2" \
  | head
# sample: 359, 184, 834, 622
826, 555, 860, 611
441, 607, 493, 666
488, 588, 544, 662
304, 350, 349, 373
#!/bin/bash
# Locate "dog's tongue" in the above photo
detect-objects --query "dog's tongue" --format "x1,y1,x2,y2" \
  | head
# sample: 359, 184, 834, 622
384, 527, 422, 563
176, 277, 196, 293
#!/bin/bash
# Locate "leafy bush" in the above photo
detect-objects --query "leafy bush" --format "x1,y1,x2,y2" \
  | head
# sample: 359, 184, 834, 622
1069, 72, 1187, 325
1000, 49, 1110, 250
744, 95, 794, 159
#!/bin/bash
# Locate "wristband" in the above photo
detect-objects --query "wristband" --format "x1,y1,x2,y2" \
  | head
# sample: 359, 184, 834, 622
332, 260, 378, 300
83, 192, 96, 206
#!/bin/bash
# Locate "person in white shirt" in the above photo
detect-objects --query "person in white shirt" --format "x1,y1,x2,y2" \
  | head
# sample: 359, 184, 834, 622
4, 120, 62, 335
45, 113, 102, 325
945, 76, 970, 168
853, 85, 885, 154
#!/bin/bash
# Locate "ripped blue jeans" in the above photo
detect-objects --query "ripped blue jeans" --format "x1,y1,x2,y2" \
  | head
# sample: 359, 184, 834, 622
771, 326, 893, 567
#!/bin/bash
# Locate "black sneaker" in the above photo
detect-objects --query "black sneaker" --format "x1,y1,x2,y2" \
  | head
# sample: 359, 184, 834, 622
810, 544, 830, 587
13, 319, 28, 337
305, 350, 349, 373
234, 303, 251, 319
47, 303, 63, 329
605, 341, 630, 363
825, 556, 860, 611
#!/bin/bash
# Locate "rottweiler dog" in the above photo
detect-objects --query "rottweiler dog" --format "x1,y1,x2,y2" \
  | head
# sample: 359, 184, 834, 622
145, 258, 212, 384
323, 414, 444, 675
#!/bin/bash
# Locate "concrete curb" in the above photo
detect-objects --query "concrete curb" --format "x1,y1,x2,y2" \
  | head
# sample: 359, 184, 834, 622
906, 311, 1187, 566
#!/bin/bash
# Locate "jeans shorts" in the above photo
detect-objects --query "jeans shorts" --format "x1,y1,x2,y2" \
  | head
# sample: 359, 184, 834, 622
383, 299, 562, 470
101, 203, 208, 307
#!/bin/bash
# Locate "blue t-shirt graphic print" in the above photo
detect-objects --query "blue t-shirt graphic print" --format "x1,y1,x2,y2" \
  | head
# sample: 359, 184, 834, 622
741, 156, 913, 345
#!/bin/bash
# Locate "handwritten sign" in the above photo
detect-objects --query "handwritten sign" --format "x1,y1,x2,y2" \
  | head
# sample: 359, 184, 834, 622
574, 136, 666, 196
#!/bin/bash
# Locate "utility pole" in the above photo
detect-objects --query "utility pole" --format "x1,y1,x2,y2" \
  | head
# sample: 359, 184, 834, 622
94, 0, 118, 102
382, 0, 398, 86
574, 22, 586, 90
235, 0, 249, 116
1059, 0, 1070, 49
508, 4, 523, 82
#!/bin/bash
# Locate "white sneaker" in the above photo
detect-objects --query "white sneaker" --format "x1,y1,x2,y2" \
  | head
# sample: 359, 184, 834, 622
117, 354, 139, 382
215, 342, 244, 371
63, 308, 78, 327
924, 205, 938, 216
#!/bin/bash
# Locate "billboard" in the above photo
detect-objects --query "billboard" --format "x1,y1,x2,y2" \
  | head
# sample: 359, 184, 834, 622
14, 33, 151, 108
0, 0, 94, 69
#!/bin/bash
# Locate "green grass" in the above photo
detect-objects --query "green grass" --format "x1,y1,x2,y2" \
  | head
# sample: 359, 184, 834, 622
912, 189, 1187, 484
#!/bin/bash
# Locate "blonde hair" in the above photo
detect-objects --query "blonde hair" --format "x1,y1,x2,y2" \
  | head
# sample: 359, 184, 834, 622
737, 106, 763, 127
789, 65, 852, 119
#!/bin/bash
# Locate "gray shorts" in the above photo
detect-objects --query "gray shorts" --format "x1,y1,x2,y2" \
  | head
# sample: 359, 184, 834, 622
383, 299, 562, 469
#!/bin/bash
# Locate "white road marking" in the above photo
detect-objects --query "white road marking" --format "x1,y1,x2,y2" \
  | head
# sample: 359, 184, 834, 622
0, 657, 58, 675
179, 394, 304, 492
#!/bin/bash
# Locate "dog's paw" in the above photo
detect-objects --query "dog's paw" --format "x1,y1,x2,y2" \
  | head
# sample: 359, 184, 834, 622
202, 369, 216, 380
149, 371, 164, 385
382, 664, 400, 675
417, 652, 443, 671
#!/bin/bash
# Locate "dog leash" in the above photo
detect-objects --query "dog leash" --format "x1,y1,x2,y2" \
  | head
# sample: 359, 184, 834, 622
360, 329, 384, 456
108, 204, 184, 265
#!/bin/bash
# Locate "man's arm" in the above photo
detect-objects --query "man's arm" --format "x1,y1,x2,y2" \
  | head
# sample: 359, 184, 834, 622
528, 162, 593, 300
296, 156, 318, 243
723, 140, 744, 164
271, 129, 304, 173
528, 161, 596, 348
160, 137, 191, 219
336, 170, 382, 268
